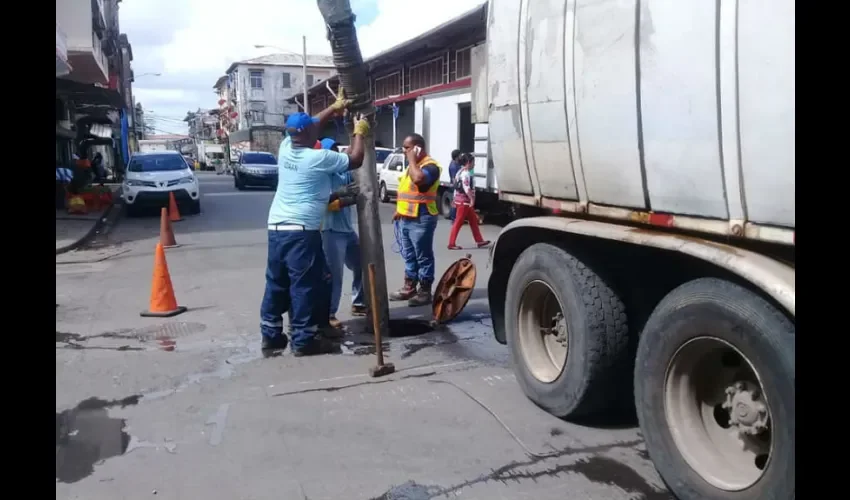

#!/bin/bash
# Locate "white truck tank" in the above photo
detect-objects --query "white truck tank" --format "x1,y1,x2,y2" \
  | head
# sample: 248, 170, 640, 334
482, 0, 794, 235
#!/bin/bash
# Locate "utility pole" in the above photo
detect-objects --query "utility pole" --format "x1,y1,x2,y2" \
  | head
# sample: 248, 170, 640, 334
302, 35, 309, 115
317, 0, 390, 338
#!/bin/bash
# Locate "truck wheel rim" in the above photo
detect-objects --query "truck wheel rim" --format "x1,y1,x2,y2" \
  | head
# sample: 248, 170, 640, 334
664, 337, 772, 491
517, 280, 567, 383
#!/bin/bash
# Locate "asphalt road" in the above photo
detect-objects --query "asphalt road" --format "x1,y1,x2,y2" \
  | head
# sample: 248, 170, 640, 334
56, 172, 671, 500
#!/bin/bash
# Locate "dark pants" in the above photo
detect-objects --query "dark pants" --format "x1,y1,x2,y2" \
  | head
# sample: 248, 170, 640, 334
260, 229, 330, 349
448, 188, 457, 221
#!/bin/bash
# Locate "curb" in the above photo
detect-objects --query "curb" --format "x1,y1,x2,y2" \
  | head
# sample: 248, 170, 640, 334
56, 197, 124, 256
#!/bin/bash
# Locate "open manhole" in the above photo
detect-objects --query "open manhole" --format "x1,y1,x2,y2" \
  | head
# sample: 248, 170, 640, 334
387, 318, 434, 338
357, 318, 434, 338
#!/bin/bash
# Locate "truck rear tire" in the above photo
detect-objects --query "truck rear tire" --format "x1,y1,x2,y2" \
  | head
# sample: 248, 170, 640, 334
505, 243, 630, 419
634, 278, 794, 500
440, 189, 453, 219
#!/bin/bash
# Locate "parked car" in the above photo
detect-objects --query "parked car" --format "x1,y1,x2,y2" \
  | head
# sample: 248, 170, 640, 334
378, 152, 408, 203
234, 151, 278, 190
337, 145, 394, 174
123, 151, 201, 216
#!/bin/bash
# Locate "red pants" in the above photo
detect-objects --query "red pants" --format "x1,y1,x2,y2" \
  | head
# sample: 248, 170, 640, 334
448, 204, 484, 246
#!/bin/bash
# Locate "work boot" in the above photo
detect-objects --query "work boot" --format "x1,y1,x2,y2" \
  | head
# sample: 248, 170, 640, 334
319, 323, 345, 340
389, 278, 418, 301
350, 304, 368, 317
261, 334, 289, 352
292, 336, 340, 357
408, 281, 433, 307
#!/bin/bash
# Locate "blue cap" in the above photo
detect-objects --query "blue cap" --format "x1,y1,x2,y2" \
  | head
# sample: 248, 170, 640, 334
285, 112, 319, 133
320, 138, 337, 150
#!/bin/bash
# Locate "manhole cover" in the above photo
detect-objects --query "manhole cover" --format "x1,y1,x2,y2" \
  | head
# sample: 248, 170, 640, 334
122, 322, 206, 341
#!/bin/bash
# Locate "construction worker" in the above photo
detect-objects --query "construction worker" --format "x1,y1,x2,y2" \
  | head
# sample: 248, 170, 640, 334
259, 90, 371, 356
320, 138, 367, 328
389, 133, 442, 307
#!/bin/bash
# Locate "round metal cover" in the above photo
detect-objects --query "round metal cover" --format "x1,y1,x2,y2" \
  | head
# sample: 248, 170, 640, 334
432, 254, 477, 324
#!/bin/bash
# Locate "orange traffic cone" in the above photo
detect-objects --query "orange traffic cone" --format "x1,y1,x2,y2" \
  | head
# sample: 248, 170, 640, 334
159, 207, 180, 248
140, 243, 187, 318
168, 192, 183, 222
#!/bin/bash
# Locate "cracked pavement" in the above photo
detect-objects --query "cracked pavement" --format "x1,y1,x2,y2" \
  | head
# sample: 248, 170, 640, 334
56, 173, 670, 500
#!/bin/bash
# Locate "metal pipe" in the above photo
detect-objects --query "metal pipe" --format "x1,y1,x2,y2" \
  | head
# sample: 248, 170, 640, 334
317, 0, 390, 338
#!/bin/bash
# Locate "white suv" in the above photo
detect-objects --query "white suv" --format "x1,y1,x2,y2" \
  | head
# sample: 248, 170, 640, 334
378, 152, 407, 203
123, 151, 201, 215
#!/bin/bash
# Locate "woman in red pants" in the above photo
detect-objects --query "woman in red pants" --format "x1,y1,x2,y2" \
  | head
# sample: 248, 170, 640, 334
448, 153, 490, 250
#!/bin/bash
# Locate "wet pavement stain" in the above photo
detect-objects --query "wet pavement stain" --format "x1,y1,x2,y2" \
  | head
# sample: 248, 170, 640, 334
368, 439, 654, 500
569, 456, 671, 499
370, 481, 440, 500
56, 330, 145, 352
56, 396, 142, 483
342, 342, 390, 356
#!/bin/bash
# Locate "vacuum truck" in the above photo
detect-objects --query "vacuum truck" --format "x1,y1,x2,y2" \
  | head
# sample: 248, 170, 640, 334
478, 1, 794, 499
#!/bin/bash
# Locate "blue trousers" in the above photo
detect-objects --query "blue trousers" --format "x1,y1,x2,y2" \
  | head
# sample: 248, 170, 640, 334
260, 230, 330, 349
322, 230, 365, 316
397, 213, 438, 283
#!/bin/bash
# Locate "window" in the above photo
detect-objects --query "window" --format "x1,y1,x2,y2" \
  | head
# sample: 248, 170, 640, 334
408, 58, 443, 92
306, 74, 315, 87
241, 152, 277, 165
249, 70, 264, 89
282, 72, 291, 88
374, 72, 401, 100
384, 156, 401, 171
249, 101, 266, 124
128, 154, 189, 172
455, 47, 472, 79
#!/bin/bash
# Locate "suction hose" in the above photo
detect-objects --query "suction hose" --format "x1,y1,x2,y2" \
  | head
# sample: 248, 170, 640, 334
317, 0, 373, 114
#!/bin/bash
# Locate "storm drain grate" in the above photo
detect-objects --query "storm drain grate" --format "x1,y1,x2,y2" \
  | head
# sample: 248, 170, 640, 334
103, 322, 207, 341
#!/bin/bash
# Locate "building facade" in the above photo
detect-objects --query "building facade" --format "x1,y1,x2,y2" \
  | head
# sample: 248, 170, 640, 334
218, 54, 337, 131
289, 4, 486, 151
55, 0, 135, 177
184, 109, 222, 143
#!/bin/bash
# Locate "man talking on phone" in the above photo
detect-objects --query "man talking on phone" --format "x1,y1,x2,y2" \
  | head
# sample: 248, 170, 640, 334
389, 133, 442, 307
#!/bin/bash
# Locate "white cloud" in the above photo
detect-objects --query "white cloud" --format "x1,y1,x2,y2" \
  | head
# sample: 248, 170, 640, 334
121, 0, 484, 133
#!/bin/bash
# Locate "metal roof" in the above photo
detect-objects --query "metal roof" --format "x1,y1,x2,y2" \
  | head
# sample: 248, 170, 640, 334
287, 2, 487, 104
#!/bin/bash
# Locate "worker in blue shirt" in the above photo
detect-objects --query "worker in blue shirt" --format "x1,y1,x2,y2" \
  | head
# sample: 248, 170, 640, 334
260, 91, 371, 356
319, 138, 367, 329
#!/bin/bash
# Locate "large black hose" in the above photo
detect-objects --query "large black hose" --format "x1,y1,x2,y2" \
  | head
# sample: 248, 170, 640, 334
317, 0, 391, 338
317, 0, 373, 113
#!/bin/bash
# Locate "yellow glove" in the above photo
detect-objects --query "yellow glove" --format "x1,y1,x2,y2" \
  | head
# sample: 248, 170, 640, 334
353, 114, 370, 136
331, 87, 352, 112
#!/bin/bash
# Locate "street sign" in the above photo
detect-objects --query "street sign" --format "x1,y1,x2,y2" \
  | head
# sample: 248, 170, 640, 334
392, 103, 399, 120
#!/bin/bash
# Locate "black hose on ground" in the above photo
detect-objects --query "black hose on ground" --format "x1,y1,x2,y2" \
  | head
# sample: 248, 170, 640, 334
317, 0, 373, 114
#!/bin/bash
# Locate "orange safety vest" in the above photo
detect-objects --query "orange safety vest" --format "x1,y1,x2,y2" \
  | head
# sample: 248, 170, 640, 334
395, 156, 442, 217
